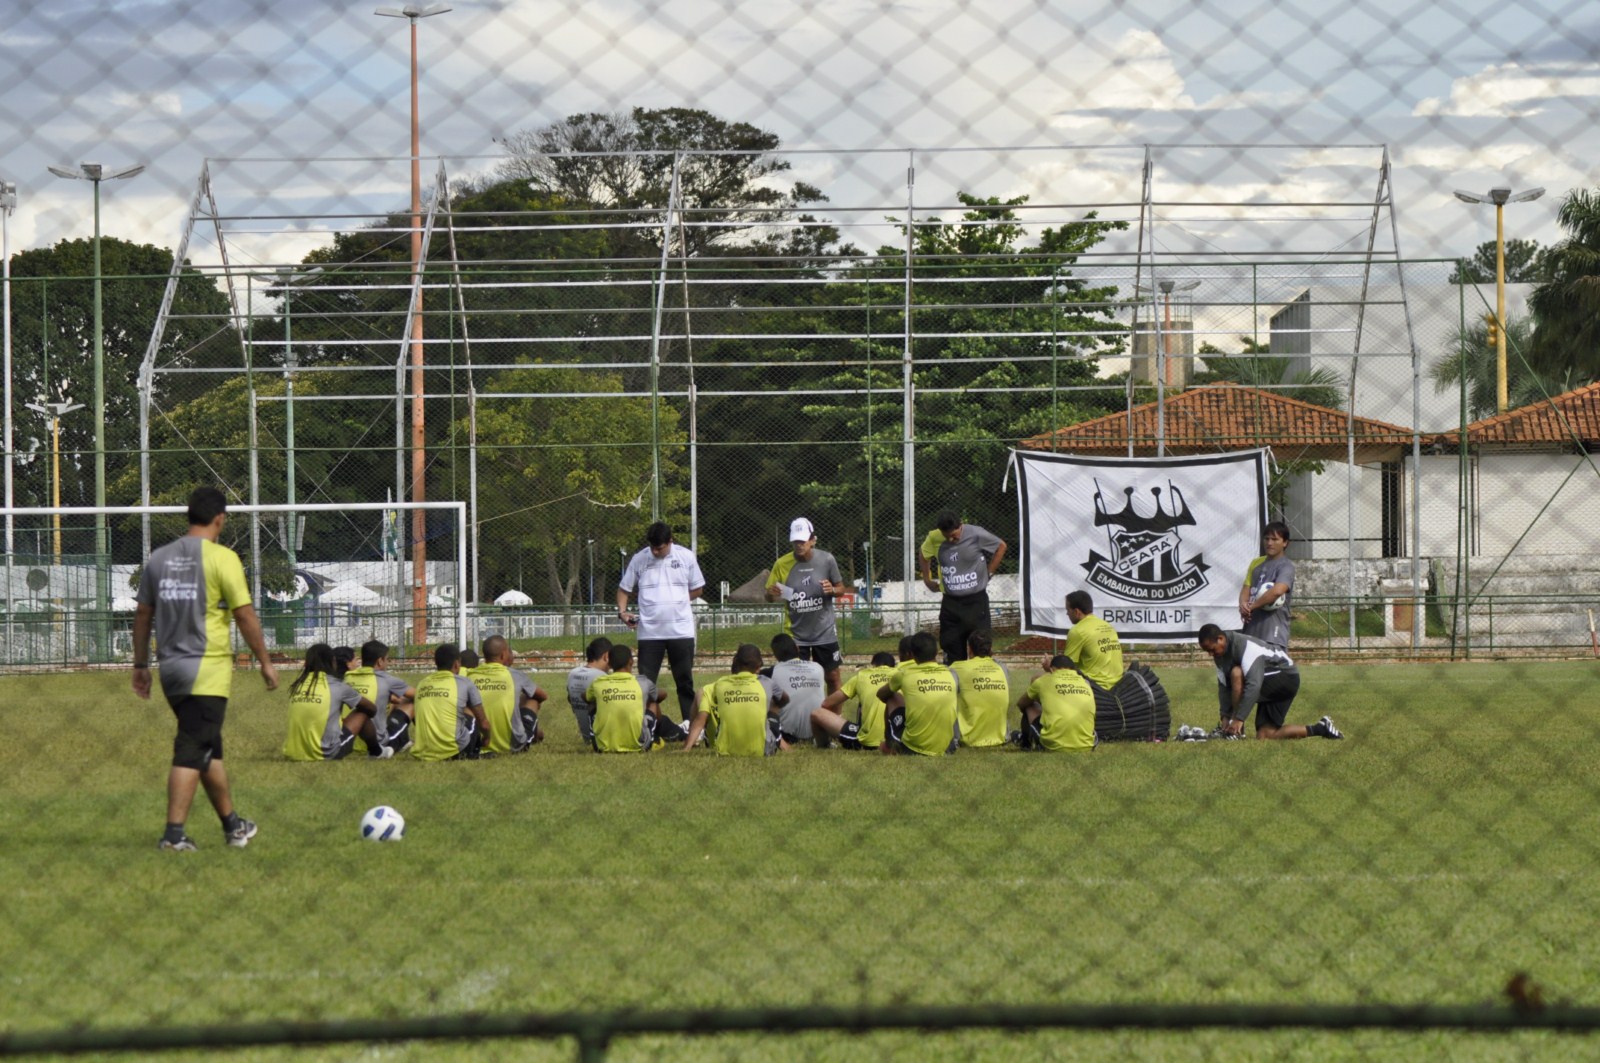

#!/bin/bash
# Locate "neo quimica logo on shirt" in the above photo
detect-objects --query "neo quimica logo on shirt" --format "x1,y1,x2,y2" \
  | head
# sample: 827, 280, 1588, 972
1081, 480, 1209, 604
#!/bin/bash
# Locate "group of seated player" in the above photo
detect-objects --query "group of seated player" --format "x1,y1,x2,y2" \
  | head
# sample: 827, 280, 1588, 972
282, 587, 1337, 761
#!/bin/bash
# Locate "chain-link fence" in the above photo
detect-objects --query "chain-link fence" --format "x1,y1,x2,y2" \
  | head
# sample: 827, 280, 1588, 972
3, 1, 1600, 1059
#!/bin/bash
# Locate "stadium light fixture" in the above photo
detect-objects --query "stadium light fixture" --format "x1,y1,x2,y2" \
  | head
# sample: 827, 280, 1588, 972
50, 160, 142, 657
376, 1, 450, 641
25, 400, 86, 564
1452, 184, 1546, 413
2, 180, 16, 562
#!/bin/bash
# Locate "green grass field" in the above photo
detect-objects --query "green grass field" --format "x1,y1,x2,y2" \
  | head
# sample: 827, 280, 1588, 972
2, 659, 1597, 1061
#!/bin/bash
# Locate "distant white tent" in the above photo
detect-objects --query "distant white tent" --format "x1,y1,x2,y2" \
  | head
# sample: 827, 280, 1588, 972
494, 589, 533, 607
319, 582, 387, 607
111, 595, 139, 613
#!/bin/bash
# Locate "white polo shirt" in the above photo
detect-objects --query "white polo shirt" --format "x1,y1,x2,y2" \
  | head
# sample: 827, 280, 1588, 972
619, 543, 706, 640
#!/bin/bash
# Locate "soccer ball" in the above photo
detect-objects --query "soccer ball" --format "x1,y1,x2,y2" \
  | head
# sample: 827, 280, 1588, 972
360, 805, 405, 842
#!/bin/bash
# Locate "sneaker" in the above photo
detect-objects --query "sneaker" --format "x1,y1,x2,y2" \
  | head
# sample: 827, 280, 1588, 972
158, 835, 197, 852
1314, 715, 1344, 740
1207, 725, 1243, 741
376, 745, 396, 760
1007, 729, 1023, 746
224, 818, 258, 848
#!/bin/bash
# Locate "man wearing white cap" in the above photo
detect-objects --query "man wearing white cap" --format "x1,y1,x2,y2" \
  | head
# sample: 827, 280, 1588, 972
765, 517, 846, 695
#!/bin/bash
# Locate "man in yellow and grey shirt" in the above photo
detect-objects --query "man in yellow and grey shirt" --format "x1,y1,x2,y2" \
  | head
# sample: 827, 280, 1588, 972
809, 650, 897, 750
949, 629, 1010, 748
1062, 590, 1124, 691
879, 631, 959, 757
681, 644, 789, 756
469, 634, 547, 754
411, 643, 490, 761
133, 486, 278, 852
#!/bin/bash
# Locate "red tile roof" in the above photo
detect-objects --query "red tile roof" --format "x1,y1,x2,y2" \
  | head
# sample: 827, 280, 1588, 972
1429, 381, 1600, 447
1022, 382, 1415, 462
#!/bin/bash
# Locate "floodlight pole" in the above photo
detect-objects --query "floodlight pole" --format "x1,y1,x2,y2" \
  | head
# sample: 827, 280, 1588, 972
376, 2, 450, 643
49, 161, 142, 660
25, 401, 85, 564
2, 180, 15, 559
1452, 185, 1545, 413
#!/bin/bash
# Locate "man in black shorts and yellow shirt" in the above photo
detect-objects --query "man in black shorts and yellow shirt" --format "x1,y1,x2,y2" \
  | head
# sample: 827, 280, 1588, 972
133, 486, 278, 852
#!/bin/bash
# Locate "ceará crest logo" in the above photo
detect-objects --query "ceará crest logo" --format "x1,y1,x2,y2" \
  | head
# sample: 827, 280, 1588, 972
1081, 479, 1209, 603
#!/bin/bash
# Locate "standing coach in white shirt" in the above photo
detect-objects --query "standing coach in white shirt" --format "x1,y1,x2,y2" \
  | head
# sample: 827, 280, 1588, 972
616, 521, 706, 724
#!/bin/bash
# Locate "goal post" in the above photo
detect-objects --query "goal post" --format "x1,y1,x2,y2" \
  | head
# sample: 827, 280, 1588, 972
0, 501, 468, 668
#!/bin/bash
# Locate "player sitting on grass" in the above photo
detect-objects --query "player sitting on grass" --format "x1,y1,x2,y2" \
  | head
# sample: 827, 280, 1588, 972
949, 629, 1010, 748
766, 633, 827, 747
1015, 655, 1096, 753
878, 631, 959, 757
411, 643, 492, 761
1196, 624, 1343, 741
810, 650, 897, 750
681, 644, 789, 756
472, 635, 548, 754
585, 644, 685, 752
344, 639, 414, 756
565, 637, 612, 744
283, 642, 383, 761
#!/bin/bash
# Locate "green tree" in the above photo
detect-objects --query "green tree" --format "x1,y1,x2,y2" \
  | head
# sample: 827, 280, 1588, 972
1527, 188, 1600, 383
494, 107, 826, 258
466, 365, 686, 606
786, 193, 1129, 558
1448, 238, 1553, 284
1426, 314, 1576, 420
9, 238, 234, 557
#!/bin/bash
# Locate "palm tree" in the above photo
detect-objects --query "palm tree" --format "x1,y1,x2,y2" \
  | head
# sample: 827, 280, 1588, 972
1527, 188, 1600, 382
1427, 314, 1575, 421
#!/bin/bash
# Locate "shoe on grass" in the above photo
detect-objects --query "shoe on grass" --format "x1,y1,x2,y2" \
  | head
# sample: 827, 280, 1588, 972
224, 817, 258, 848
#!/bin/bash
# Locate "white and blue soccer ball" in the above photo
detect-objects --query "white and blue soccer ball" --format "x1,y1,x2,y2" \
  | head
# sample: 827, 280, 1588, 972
360, 805, 405, 842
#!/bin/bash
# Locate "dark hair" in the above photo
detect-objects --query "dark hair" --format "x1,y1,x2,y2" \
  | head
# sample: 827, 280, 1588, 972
585, 636, 613, 663
870, 651, 897, 667
646, 521, 673, 548
935, 509, 961, 534
434, 643, 459, 671
1048, 654, 1074, 671
897, 635, 917, 661
732, 644, 763, 672
360, 639, 389, 667
482, 634, 507, 661
186, 486, 228, 527
909, 631, 939, 663
1197, 623, 1225, 645
608, 644, 633, 671
292, 642, 335, 696
458, 649, 480, 670
1263, 521, 1292, 542
770, 633, 798, 661
1066, 590, 1094, 615
967, 629, 992, 657
331, 646, 355, 679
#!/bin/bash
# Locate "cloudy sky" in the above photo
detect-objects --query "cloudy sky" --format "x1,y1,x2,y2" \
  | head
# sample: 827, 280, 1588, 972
2, 0, 1596, 266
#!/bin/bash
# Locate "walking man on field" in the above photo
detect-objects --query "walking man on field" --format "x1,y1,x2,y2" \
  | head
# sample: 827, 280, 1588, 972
765, 517, 846, 694
133, 486, 278, 852
918, 509, 1007, 664
617, 521, 705, 724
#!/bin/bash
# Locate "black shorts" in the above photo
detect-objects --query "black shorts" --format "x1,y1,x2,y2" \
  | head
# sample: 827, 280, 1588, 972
836, 719, 870, 751
1254, 671, 1301, 730
169, 695, 227, 770
798, 642, 843, 674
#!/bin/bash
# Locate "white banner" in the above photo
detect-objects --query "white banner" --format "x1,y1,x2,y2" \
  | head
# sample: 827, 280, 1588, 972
1012, 449, 1269, 643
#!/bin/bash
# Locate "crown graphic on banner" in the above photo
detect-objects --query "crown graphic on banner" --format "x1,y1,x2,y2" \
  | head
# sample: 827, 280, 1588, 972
1093, 483, 1196, 535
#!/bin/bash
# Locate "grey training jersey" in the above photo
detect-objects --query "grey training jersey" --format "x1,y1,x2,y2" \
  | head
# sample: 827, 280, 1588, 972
1242, 555, 1295, 649
769, 658, 826, 739
773, 548, 844, 646
567, 665, 607, 715
936, 524, 1003, 598
134, 535, 252, 701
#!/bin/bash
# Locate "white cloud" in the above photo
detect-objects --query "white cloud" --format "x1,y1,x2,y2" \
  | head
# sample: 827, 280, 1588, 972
1413, 61, 1600, 118
108, 91, 183, 117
